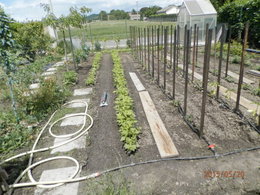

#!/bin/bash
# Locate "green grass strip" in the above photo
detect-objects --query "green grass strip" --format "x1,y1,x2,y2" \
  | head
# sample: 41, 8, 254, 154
111, 50, 140, 152
85, 52, 102, 86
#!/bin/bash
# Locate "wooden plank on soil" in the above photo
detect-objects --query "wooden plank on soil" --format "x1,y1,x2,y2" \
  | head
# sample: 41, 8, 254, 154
227, 70, 254, 84
219, 86, 260, 115
129, 72, 146, 92
167, 55, 259, 114
139, 91, 179, 158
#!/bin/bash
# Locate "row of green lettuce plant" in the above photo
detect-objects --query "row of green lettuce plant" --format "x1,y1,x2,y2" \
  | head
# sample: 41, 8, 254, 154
85, 52, 102, 85
111, 50, 140, 152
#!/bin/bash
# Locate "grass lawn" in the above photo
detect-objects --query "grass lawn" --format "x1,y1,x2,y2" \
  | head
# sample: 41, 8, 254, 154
59, 20, 176, 41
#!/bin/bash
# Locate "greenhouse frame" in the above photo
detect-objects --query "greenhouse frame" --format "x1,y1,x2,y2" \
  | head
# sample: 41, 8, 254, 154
177, 0, 217, 43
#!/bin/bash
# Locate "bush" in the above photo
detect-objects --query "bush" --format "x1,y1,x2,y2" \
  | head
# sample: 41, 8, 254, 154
218, 0, 260, 48
94, 41, 101, 51
126, 40, 132, 48
63, 71, 78, 86
56, 40, 72, 55
17, 78, 70, 120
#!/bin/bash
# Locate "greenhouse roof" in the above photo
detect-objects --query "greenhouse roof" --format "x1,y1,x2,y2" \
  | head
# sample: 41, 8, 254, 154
182, 0, 217, 15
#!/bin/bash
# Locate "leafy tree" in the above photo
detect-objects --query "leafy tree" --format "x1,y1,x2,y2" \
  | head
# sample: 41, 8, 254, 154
12, 21, 52, 61
132, 9, 137, 14
218, 0, 260, 48
99, 11, 108, 20
109, 9, 130, 20
0, 9, 19, 121
139, 6, 161, 18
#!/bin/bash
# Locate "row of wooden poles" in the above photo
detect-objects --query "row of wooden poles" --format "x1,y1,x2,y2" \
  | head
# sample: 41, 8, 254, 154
129, 23, 250, 137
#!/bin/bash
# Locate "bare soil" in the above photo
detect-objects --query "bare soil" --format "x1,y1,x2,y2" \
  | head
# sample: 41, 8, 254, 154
7, 51, 260, 195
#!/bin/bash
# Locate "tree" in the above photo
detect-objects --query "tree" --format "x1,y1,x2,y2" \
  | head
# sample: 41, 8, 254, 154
139, 6, 161, 18
12, 21, 52, 61
0, 9, 19, 121
99, 11, 108, 20
218, 0, 260, 48
109, 9, 130, 20
132, 9, 137, 14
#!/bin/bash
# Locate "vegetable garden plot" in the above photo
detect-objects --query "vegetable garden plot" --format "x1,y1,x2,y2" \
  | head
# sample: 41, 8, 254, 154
129, 24, 260, 151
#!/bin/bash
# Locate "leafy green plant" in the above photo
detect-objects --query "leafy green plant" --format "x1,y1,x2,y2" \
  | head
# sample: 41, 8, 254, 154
112, 51, 140, 152
85, 52, 102, 85
208, 82, 219, 97
17, 78, 70, 120
63, 71, 78, 85
224, 76, 235, 83
232, 55, 240, 64
94, 41, 101, 51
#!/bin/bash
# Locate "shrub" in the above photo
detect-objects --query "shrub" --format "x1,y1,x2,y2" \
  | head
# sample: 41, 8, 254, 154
17, 78, 70, 120
218, 0, 260, 48
56, 40, 72, 55
126, 39, 132, 48
94, 41, 101, 51
63, 71, 78, 86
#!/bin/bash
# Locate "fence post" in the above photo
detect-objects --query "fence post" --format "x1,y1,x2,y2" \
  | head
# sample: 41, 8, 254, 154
235, 22, 249, 112
216, 24, 225, 99
152, 26, 155, 78
147, 27, 150, 73
157, 27, 160, 85
183, 25, 187, 77
173, 27, 177, 99
200, 29, 213, 137
192, 24, 197, 82
164, 27, 168, 91
184, 29, 191, 116
225, 26, 232, 78
170, 25, 173, 68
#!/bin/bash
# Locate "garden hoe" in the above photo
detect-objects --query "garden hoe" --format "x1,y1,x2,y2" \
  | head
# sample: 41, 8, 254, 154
100, 91, 108, 107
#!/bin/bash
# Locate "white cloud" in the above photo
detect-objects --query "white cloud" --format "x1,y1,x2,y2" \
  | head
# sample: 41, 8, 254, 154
2, 0, 170, 21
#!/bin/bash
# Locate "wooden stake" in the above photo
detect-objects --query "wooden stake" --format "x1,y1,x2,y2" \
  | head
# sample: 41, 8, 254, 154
184, 29, 190, 116
216, 24, 225, 99
200, 29, 213, 137
235, 22, 249, 112
225, 26, 232, 77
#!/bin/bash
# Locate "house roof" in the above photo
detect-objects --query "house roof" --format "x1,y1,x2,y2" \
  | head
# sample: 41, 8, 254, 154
182, 0, 217, 15
157, 5, 180, 14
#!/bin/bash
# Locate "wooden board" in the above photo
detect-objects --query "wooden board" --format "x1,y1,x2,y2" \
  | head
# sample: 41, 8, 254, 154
139, 91, 179, 158
167, 55, 259, 115
219, 86, 260, 115
228, 71, 254, 84
129, 72, 146, 92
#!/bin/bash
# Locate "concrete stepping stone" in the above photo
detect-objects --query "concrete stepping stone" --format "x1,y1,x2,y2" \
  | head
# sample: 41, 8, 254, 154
47, 67, 57, 72
42, 72, 56, 76
67, 99, 90, 108
34, 167, 79, 195
51, 136, 86, 154
53, 61, 65, 67
29, 83, 40, 90
60, 115, 84, 126
73, 88, 92, 96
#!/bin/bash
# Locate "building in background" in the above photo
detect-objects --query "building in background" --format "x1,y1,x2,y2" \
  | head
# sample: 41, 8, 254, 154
129, 13, 141, 20
156, 4, 181, 15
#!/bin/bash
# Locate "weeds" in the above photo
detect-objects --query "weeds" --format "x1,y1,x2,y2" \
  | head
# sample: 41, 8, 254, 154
63, 71, 78, 86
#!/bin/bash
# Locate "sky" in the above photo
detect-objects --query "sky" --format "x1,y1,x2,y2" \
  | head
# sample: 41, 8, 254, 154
0, 0, 182, 22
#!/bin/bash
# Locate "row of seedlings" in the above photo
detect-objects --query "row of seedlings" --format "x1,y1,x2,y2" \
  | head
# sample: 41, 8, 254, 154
111, 50, 140, 152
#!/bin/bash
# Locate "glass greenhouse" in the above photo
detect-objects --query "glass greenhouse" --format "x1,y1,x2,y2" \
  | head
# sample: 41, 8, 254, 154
177, 0, 217, 43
